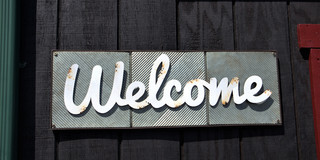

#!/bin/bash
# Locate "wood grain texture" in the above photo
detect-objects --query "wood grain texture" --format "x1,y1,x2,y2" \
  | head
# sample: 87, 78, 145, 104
59, 0, 117, 50
57, 0, 119, 159
119, 0, 179, 159
178, 1, 239, 160
289, 2, 320, 159
121, 129, 180, 160
235, 2, 298, 159
35, 0, 57, 159
119, 0, 176, 50
178, 1, 234, 50
182, 127, 239, 160
58, 131, 119, 160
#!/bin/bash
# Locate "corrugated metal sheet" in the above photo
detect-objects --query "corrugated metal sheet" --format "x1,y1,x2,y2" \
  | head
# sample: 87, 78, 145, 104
0, 0, 19, 159
51, 51, 130, 128
131, 52, 207, 127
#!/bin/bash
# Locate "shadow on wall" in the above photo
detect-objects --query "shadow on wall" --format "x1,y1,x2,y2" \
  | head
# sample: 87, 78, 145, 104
18, 0, 36, 159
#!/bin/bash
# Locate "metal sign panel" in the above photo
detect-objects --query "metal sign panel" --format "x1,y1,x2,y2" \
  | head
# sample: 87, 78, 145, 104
207, 52, 280, 125
51, 51, 281, 129
131, 52, 207, 127
52, 51, 130, 128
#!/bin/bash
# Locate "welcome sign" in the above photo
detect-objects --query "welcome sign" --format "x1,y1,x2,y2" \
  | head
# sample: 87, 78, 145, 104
51, 51, 281, 129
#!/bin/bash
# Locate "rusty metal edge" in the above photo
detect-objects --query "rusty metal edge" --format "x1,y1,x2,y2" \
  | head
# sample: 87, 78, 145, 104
275, 51, 283, 125
51, 49, 278, 53
50, 51, 55, 129
51, 123, 282, 131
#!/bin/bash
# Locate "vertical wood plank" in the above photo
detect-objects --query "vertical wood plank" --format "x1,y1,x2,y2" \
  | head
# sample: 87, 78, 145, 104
178, 1, 234, 50
57, 0, 119, 159
58, 131, 119, 160
178, 1, 240, 160
119, 0, 176, 50
309, 49, 320, 159
289, 2, 320, 159
121, 129, 180, 160
59, 0, 117, 50
35, 0, 57, 159
19, 0, 36, 159
119, 0, 180, 159
235, 2, 299, 159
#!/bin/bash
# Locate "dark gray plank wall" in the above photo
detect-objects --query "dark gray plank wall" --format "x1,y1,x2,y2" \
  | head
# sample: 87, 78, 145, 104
178, 2, 240, 160
58, 131, 119, 159
234, 2, 299, 159
34, 1, 320, 160
119, 1, 180, 160
119, 0, 176, 50
57, 0, 119, 159
35, 0, 57, 159
178, 1, 234, 50
289, 2, 320, 160
19, 0, 36, 159
59, 0, 118, 50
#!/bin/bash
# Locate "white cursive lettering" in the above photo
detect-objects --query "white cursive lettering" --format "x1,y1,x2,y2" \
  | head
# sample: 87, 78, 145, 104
64, 54, 272, 114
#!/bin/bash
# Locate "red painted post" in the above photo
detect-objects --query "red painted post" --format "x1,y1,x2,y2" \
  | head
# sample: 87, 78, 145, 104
298, 24, 320, 48
298, 24, 320, 160
310, 49, 320, 159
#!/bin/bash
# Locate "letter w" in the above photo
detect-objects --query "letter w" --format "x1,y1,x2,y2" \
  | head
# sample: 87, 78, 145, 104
64, 63, 124, 114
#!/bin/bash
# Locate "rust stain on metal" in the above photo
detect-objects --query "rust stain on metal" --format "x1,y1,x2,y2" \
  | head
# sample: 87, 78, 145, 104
134, 100, 149, 109
230, 77, 239, 84
154, 63, 167, 78
160, 70, 166, 75
80, 105, 87, 113
174, 99, 184, 108
115, 64, 120, 72
67, 68, 73, 79
222, 77, 238, 105
68, 68, 72, 74
137, 105, 145, 109
264, 89, 272, 96
159, 64, 166, 75
188, 79, 200, 84
222, 92, 231, 106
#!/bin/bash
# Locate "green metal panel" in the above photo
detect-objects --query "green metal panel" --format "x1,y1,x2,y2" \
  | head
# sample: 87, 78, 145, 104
0, 0, 18, 159
206, 52, 281, 125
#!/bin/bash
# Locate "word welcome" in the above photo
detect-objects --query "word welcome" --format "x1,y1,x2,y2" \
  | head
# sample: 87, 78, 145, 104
64, 54, 272, 114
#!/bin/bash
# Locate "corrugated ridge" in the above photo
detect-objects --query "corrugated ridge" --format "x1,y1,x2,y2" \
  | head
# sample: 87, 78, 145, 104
132, 52, 207, 127
0, 0, 18, 159
52, 52, 130, 128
